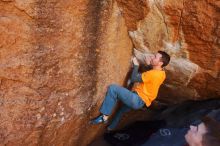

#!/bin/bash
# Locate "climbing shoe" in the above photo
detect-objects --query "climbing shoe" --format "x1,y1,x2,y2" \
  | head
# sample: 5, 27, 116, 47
90, 115, 108, 125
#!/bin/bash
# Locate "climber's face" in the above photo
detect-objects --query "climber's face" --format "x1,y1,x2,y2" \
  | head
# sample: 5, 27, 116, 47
150, 53, 163, 67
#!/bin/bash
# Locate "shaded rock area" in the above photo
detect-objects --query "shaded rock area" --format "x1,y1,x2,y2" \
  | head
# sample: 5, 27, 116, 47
89, 108, 159, 146
90, 99, 220, 146
0, 0, 219, 146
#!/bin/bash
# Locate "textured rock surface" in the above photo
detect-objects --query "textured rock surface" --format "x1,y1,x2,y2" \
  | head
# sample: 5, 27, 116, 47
0, 0, 220, 145
126, 0, 220, 102
0, 0, 132, 145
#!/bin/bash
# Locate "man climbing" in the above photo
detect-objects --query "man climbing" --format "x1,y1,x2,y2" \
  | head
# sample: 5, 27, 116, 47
90, 51, 170, 130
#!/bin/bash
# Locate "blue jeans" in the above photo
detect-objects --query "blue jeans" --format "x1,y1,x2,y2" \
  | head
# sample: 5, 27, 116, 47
99, 84, 145, 128
108, 104, 131, 129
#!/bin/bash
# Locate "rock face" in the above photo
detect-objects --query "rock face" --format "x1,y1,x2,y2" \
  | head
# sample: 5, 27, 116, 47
127, 0, 220, 103
0, 0, 132, 145
0, 0, 219, 145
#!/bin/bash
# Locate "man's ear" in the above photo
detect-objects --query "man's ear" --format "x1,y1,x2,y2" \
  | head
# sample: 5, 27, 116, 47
159, 61, 163, 67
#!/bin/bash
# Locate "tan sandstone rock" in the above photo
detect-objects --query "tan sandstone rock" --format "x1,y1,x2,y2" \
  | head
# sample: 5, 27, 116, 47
124, 0, 220, 102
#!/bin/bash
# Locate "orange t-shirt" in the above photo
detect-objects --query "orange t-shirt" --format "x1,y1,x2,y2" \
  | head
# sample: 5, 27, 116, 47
132, 70, 166, 107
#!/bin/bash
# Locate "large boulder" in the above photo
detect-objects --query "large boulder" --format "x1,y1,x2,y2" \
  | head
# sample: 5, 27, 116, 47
0, 0, 219, 145
0, 0, 132, 145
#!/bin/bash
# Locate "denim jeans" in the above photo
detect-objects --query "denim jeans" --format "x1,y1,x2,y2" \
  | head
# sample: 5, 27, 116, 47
99, 84, 145, 128
108, 104, 131, 129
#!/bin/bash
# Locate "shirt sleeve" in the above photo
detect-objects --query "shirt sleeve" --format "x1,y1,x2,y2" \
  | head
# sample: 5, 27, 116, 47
130, 65, 143, 83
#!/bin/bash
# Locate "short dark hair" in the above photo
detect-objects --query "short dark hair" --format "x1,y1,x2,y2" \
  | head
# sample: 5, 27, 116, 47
202, 116, 220, 146
158, 51, 170, 67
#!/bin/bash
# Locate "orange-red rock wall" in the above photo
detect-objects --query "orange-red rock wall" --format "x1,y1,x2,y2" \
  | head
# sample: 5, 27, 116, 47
0, 0, 132, 145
